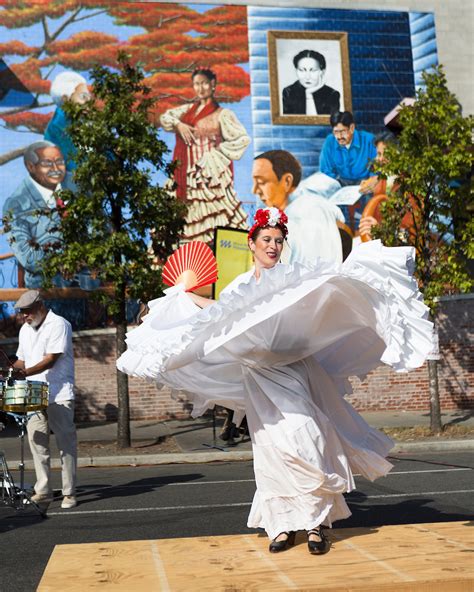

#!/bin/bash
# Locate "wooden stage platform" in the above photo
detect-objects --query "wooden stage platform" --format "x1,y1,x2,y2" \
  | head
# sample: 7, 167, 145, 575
38, 521, 473, 591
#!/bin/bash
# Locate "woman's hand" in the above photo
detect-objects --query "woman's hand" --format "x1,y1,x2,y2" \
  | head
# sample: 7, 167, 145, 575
359, 176, 379, 195
359, 216, 378, 239
176, 121, 197, 145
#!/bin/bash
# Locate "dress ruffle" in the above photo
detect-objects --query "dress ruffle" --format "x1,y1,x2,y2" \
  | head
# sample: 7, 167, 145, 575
118, 240, 433, 402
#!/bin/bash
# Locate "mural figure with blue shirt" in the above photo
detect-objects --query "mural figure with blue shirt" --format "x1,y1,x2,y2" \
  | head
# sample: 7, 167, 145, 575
319, 111, 377, 186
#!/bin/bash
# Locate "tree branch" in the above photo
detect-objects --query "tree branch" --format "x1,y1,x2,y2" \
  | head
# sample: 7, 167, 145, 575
158, 14, 182, 27
0, 101, 54, 117
41, 16, 51, 45
48, 7, 84, 44
74, 10, 109, 24
0, 124, 42, 135
33, 7, 84, 59
0, 146, 27, 166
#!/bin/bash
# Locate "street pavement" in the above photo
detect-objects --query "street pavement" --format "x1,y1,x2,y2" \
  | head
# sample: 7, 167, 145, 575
0, 450, 473, 591
1, 410, 473, 469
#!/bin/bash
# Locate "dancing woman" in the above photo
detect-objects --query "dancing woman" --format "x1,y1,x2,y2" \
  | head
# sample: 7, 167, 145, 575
118, 207, 433, 554
160, 68, 250, 243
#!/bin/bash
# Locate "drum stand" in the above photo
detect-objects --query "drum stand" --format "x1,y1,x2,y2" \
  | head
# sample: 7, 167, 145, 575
0, 413, 47, 518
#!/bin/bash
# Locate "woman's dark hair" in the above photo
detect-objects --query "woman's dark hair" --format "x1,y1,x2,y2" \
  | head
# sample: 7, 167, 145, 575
254, 150, 302, 188
293, 50, 326, 71
191, 68, 217, 83
374, 131, 397, 146
330, 111, 354, 128
250, 224, 286, 241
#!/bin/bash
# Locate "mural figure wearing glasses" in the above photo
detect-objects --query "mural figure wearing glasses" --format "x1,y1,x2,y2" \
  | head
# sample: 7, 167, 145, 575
319, 111, 376, 186
2, 141, 67, 288
282, 50, 340, 116
44, 71, 92, 191
160, 68, 250, 244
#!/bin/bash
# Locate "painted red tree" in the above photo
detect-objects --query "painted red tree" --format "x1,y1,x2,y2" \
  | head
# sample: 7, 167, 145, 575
0, 0, 250, 164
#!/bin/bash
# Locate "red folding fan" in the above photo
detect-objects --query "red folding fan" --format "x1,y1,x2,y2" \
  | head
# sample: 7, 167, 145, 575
162, 241, 218, 291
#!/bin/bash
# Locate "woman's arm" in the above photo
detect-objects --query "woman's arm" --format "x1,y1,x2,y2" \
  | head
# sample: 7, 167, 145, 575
187, 292, 215, 309
160, 104, 193, 132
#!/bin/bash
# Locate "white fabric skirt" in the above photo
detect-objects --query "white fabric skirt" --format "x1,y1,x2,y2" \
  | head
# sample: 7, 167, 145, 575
244, 358, 392, 539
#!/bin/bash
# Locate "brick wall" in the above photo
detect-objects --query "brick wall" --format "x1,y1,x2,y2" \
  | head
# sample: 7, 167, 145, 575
72, 330, 192, 422
1, 295, 471, 421
348, 295, 473, 411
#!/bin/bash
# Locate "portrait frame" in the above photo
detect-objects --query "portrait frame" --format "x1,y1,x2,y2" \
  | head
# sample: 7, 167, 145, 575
268, 30, 352, 126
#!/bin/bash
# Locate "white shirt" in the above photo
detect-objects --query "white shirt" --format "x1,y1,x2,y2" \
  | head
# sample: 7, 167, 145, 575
16, 310, 74, 402
305, 89, 317, 115
30, 176, 61, 209
284, 189, 345, 266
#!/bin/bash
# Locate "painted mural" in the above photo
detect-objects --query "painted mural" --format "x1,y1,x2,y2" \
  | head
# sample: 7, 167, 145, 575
0, 1, 438, 302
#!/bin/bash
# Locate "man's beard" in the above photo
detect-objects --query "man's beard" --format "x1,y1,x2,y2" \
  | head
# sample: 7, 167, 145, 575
28, 315, 43, 329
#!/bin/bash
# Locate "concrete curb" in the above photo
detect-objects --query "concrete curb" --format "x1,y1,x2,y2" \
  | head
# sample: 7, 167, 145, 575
8, 450, 254, 470
391, 439, 474, 453
7, 439, 474, 470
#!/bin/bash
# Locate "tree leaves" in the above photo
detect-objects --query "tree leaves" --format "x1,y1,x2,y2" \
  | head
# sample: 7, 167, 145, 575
373, 66, 473, 312
40, 54, 186, 316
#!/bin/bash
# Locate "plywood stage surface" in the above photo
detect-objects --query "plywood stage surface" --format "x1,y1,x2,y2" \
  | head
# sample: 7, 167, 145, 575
38, 521, 473, 592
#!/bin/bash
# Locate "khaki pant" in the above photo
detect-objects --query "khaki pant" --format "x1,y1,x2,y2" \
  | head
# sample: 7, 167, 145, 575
27, 400, 77, 496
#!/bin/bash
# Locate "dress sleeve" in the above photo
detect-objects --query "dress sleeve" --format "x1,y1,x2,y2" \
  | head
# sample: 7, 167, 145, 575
195, 109, 250, 178
219, 270, 254, 296
216, 108, 250, 161
160, 104, 192, 131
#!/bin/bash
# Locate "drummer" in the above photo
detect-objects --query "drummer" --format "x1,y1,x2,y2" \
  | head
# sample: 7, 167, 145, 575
12, 290, 77, 509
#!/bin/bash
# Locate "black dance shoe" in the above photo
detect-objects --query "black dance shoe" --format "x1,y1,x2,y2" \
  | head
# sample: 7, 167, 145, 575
307, 527, 330, 555
269, 531, 296, 553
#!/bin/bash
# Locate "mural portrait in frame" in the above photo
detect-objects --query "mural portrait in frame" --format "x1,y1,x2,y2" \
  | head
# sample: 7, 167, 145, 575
268, 30, 352, 125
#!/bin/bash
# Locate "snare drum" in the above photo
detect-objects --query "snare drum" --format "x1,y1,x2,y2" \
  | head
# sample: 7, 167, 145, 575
2, 380, 49, 413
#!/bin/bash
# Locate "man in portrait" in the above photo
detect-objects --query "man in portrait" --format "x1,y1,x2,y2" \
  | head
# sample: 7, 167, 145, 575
282, 50, 340, 116
252, 150, 345, 265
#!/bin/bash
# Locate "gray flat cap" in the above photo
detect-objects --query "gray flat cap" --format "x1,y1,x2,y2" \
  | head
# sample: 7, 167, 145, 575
14, 289, 42, 310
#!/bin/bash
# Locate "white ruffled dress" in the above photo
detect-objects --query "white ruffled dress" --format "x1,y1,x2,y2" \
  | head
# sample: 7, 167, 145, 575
117, 241, 433, 539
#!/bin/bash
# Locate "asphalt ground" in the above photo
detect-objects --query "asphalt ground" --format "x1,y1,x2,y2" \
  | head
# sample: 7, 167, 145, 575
1, 450, 473, 591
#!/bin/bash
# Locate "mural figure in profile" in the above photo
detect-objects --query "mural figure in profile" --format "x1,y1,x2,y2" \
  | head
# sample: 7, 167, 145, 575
44, 71, 92, 190
160, 68, 250, 244
282, 50, 340, 116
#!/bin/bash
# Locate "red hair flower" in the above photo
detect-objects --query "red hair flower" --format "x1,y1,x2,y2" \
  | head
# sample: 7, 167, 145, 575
248, 207, 288, 240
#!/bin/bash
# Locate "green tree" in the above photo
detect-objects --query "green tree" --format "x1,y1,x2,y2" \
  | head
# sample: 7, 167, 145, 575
41, 53, 186, 448
372, 66, 473, 433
